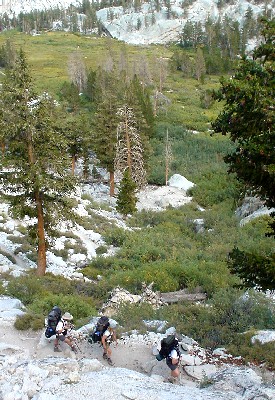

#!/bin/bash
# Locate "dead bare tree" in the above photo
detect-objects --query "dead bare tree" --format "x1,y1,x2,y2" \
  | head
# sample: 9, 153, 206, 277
165, 128, 173, 185
68, 48, 87, 92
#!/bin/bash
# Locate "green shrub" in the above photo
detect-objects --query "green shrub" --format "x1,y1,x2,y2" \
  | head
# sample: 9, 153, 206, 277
85, 256, 117, 272
51, 248, 69, 259
107, 262, 179, 293
14, 243, 34, 255
0, 280, 5, 295
96, 245, 108, 255
115, 302, 157, 333
14, 313, 44, 331
63, 232, 78, 239
6, 235, 25, 244
28, 293, 96, 321
7, 274, 46, 305
228, 336, 275, 370
81, 265, 102, 279
128, 209, 169, 228
102, 226, 129, 247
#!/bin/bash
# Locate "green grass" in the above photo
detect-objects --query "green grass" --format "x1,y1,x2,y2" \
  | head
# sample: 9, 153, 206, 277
0, 31, 172, 95
0, 31, 223, 132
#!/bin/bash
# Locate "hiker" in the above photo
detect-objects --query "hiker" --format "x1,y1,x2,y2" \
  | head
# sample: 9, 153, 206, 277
101, 319, 118, 365
156, 334, 181, 383
54, 312, 77, 353
165, 345, 181, 382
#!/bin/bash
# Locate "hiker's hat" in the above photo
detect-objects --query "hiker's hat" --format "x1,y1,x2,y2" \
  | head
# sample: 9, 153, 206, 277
62, 312, 73, 321
109, 319, 117, 329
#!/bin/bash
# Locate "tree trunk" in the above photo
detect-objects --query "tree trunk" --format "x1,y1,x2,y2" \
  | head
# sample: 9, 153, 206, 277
153, 89, 158, 117
109, 170, 115, 196
72, 154, 76, 176
125, 110, 132, 174
35, 191, 47, 276
1, 142, 5, 156
26, 129, 47, 276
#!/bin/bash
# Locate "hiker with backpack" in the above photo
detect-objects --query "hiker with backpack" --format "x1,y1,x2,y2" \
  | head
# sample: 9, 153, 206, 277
53, 311, 77, 353
89, 316, 118, 366
45, 306, 77, 353
156, 334, 182, 383
101, 319, 118, 366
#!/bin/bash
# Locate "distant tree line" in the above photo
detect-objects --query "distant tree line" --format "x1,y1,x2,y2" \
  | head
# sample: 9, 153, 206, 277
170, 8, 272, 76
0, 0, 270, 72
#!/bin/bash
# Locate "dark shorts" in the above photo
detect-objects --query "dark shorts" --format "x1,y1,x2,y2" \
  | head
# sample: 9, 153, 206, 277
166, 357, 179, 371
56, 334, 66, 341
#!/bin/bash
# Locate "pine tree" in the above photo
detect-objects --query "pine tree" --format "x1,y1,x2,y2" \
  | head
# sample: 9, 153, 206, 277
0, 49, 77, 276
212, 18, 275, 289
115, 104, 147, 190
116, 168, 137, 217
92, 97, 119, 196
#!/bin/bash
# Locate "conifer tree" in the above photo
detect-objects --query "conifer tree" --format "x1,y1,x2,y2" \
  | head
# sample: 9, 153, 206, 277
92, 96, 119, 196
116, 168, 137, 217
0, 49, 77, 276
127, 75, 154, 139
212, 18, 275, 289
115, 104, 147, 190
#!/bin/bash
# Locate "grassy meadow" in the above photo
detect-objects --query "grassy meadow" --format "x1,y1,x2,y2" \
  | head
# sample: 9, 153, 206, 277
0, 31, 274, 369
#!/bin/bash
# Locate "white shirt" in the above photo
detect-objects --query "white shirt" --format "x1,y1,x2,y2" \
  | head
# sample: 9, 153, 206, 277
103, 329, 113, 338
56, 319, 68, 333
169, 349, 179, 360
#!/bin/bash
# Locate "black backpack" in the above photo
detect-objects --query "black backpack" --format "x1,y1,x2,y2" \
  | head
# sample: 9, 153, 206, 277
90, 316, 110, 343
45, 306, 62, 338
158, 334, 180, 359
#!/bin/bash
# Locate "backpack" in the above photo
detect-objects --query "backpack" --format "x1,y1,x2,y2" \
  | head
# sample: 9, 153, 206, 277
90, 316, 110, 343
158, 334, 180, 359
45, 306, 62, 338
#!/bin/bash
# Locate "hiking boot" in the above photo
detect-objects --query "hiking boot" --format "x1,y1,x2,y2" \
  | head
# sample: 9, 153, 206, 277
103, 353, 108, 360
167, 377, 177, 384
54, 346, 62, 352
71, 345, 77, 353
107, 357, 114, 366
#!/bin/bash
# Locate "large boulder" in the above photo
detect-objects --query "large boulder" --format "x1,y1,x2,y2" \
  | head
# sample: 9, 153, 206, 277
168, 174, 195, 191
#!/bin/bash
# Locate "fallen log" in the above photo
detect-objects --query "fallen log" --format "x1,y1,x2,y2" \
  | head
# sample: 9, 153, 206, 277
160, 289, 206, 303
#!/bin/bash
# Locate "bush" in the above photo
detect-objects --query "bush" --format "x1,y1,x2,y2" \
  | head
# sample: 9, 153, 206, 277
95, 245, 108, 255
115, 302, 158, 333
228, 334, 275, 370
102, 226, 129, 247
164, 288, 275, 350
14, 313, 44, 331
28, 293, 96, 321
7, 274, 45, 305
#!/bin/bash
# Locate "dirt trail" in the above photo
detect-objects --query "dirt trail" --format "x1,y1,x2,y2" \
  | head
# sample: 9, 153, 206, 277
0, 325, 197, 385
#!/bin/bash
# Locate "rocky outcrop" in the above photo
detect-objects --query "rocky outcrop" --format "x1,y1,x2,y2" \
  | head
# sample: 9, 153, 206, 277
0, 297, 274, 400
100, 283, 166, 315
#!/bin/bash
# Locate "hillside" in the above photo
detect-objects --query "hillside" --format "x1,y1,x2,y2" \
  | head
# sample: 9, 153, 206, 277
0, 0, 274, 47
0, 13, 274, 400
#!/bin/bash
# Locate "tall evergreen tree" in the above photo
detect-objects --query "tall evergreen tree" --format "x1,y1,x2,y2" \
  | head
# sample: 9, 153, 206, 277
0, 50, 77, 276
212, 18, 275, 288
92, 96, 119, 196
116, 168, 137, 217
115, 104, 147, 190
